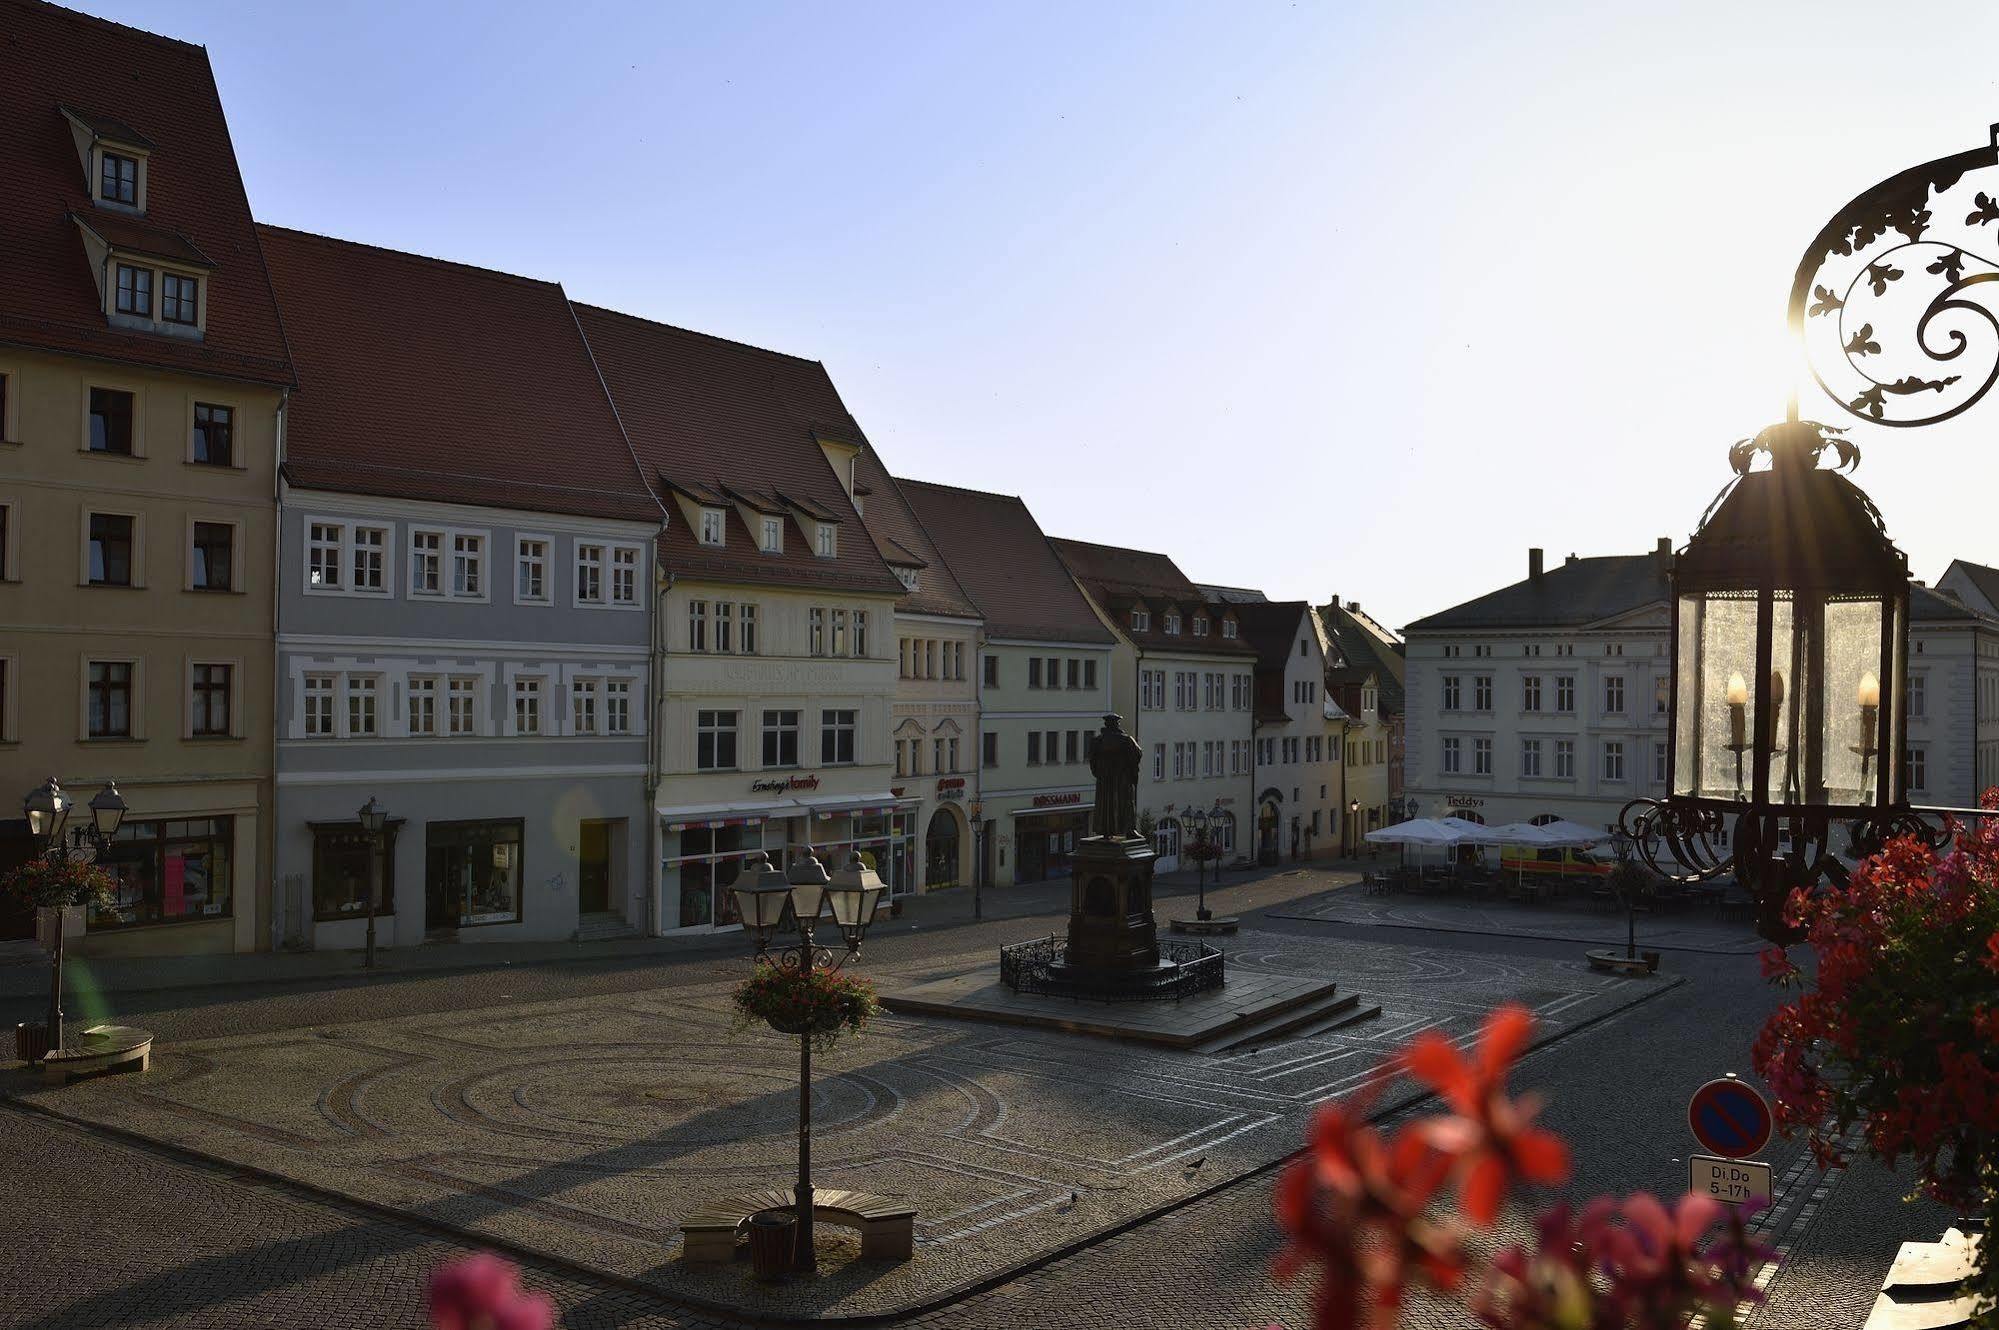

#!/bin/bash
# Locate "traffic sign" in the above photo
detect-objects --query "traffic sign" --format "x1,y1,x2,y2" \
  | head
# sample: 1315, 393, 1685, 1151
1687, 1077, 1772, 1159
1690, 1154, 1772, 1206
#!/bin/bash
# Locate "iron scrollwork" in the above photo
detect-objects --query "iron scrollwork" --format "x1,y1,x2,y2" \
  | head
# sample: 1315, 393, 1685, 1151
1792, 126, 1999, 427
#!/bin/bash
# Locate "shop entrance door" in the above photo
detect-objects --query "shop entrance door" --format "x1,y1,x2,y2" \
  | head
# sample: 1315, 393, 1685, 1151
924, 808, 961, 890
578, 820, 613, 913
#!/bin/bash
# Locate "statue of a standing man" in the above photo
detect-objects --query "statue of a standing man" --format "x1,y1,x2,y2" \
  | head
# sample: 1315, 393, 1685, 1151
1088, 714, 1142, 840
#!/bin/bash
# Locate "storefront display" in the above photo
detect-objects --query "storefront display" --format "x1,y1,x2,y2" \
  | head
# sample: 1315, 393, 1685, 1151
811, 809, 916, 897
669, 823, 764, 929
95, 817, 233, 928
425, 820, 523, 929
310, 822, 397, 920
1016, 808, 1090, 884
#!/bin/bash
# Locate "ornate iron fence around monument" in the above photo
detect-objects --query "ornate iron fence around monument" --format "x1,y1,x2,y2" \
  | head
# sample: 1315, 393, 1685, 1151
998, 935, 1226, 1001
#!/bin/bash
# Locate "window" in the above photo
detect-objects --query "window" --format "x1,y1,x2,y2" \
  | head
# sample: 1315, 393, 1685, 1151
576, 544, 604, 603
1194, 616, 1209, 636
1910, 673, 1927, 719
762, 709, 799, 767
451, 533, 483, 596
191, 521, 232, 590
192, 403, 233, 465
311, 821, 396, 922
760, 516, 782, 553
448, 678, 478, 735
512, 676, 542, 735
715, 602, 733, 653
1066, 730, 1080, 764
1555, 675, 1576, 713
1131, 608, 1150, 632
1653, 741, 1669, 784
1521, 738, 1542, 777
517, 538, 548, 602
409, 676, 438, 735
308, 522, 343, 588
410, 531, 442, 594
1222, 619, 1237, 639
1085, 659, 1097, 689
832, 608, 848, 657
816, 523, 836, 557
1067, 658, 1080, 690
1442, 736, 1461, 774
1602, 740, 1625, 782
1029, 657, 1043, 689
1906, 745, 1927, 793
89, 512, 134, 585
1473, 675, 1492, 711
1028, 730, 1042, 765
100, 151, 138, 204
96, 817, 235, 930
89, 387, 133, 454
697, 709, 737, 769
605, 679, 631, 734
88, 661, 133, 737
1474, 737, 1492, 775
699, 509, 725, 545
821, 709, 856, 764
162, 273, 198, 326
1153, 743, 1166, 780
1654, 675, 1670, 715
1604, 675, 1625, 715
1442, 675, 1461, 711
572, 677, 599, 734
304, 674, 335, 737
115, 263, 153, 317
1165, 612, 1181, 635
190, 663, 232, 736
983, 655, 998, 688
983, 732, 998, 768
352, 526, 386, 592
612, 547, 638, 604
741, 604, 758, 654
1523, 675, 1542, 711
425, 819, 523, 926
347, 676, 379, 736
855, 610, 869, 658
809, 608, 826, 656
936, 736, 948, 773
688, 601, 708, 652
1555, 739, 1576, 779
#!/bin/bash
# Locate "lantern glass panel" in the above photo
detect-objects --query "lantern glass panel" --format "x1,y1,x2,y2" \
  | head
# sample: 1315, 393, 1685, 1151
1818, 595, 1885, 806
1680, 592, 1761, 801
1766, 594, 1797, 807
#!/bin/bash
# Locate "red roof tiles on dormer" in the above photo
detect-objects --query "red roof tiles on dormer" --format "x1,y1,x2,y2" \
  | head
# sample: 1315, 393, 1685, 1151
0, 0, 292, 386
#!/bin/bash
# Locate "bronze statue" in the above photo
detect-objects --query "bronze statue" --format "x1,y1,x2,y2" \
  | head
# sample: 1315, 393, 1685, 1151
1088, 713, 1142, 839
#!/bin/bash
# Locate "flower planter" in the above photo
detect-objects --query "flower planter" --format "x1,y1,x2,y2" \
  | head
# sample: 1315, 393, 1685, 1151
767, 1010, 842, 1037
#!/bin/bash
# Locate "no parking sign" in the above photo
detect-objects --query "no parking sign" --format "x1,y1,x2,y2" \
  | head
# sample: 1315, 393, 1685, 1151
1687, 1076, 1772, 1159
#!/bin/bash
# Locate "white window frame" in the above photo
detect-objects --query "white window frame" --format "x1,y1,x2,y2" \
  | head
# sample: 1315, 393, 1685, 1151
450, 532, 485, 598
346, 674, 380, 737
1555, 738, 1576, 779
571, 676, 599, 735
610, 545, 639, 606
699, 509, 726, 546
515, 534, 552, 606
1521, 737, 1542, 777
815, 523, 837, 557
605, 678, 633, 734
408, 675, 440, 736
303, 673, 336, 738
575, 543, 605, 605
447, 676, 480, 736
410, 529, 443, 597
760, 516, 783, 554
1602, 740, 1625, 783
513, 675, 546, 736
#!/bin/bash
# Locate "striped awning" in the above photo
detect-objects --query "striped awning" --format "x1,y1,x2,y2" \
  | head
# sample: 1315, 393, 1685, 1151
655, 799, 798, 830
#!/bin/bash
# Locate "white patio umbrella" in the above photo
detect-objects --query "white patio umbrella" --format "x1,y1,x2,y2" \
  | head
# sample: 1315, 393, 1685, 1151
1484, 822, 1568, 891
1364, 817, 1464, 878
1531, 818, 1607, 847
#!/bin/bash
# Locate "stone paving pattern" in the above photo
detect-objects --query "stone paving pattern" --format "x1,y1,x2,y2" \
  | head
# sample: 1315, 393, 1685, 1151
1276, 886, 1767, 954
0, 865, 1954, 1328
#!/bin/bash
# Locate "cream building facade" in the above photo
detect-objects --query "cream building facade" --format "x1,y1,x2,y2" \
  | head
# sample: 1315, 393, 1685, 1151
1, 8, 296, 955
1234, 601, 1347, 863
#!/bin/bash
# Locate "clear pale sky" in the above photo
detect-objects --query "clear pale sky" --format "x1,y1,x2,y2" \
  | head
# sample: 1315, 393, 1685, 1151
84, 0, 1999, 628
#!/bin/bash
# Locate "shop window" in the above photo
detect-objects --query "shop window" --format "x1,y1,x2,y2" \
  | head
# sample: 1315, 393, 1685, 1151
95, 816, 233, 928
426, 819, 523, 927
670, 823, 758, 928
312, 821, 397, 921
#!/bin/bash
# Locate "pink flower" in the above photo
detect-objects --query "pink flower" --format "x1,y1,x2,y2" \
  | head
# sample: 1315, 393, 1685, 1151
428, 1254, 557, 1330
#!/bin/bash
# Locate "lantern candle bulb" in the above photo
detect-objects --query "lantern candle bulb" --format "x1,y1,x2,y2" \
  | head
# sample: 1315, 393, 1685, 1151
1857, 670, 1879, 755
1725, 672, 1749, 749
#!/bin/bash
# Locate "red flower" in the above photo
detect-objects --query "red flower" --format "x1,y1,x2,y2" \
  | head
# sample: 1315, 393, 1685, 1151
1758, 945, 1800, 983
1403, 1006, 1570, 1225
428, 1254, 556, 1330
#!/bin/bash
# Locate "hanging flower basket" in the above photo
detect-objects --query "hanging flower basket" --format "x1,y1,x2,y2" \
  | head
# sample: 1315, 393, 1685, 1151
2, 856, 114, 914
732, 961, 880, 1051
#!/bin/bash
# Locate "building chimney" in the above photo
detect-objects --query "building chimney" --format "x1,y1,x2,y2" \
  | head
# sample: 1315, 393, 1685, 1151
1529, 547, 1544, 580
1348, 601, 1360, 613
1565, 552, 1579, 566
1656, 536, 1671, 557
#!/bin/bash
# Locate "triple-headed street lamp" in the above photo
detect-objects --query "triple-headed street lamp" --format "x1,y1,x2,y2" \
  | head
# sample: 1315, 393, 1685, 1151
358, 795, 389, 971
731, 847, 885, 1273
1185, 799, 1226, 920
21, 776, 127, 1052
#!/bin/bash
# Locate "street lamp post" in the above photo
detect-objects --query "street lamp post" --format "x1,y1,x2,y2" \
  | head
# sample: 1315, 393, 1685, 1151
968, 800, 983, 922
358, 795, 388, 971
21, 776, 127, 1052
1186, 805, 1210, 921
1347, 798, 1360, 860
731, 848, 884, 1274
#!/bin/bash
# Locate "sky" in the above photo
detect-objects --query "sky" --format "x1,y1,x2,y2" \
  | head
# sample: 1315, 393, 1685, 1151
81, 0, 1999, 628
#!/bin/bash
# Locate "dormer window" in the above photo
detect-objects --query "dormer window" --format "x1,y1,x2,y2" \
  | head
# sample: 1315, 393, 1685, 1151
1222, 619, 1238, 639
1131, 608, 1150, 632
1164, 612, 1182, 636
816, 523, 836, 557
1193, 615, 1209, 636
699, 509, 725, 546
760, 517, 782, 553
162, 273, 199, 325
895, 567, 919, 592
114, 263, 152, 317
100, 151, 138, 205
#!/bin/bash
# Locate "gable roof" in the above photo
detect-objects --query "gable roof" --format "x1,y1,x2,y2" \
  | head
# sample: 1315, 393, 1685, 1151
0, 0, 292, 386
1405, 553, 1670, 633
850, 449, 980, 620
1321, 600, 1406, 716
1941, 559, 1999, 616
1050, 537, 1257, 657
570, 304, 903, 595
1229, 600, 1315, 673
897, 480, 1113, 644
260, 227, 659, 523
1913, 583, 1987, 623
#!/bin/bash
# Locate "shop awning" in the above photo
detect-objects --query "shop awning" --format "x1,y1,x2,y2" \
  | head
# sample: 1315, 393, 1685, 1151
655, 799, 799, 829
795, 792, 904, 820
1009, 801, 1093, 817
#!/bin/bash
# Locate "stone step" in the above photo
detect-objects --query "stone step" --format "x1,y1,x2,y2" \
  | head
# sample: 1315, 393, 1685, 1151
1190, 989, 1377, 1055
575, 914, 641, 942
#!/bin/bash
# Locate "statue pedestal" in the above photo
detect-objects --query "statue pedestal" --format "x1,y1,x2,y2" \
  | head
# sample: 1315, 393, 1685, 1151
1058, 835, 1158, 971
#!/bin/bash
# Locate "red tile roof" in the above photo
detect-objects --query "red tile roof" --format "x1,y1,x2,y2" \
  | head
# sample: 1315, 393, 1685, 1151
259, 227, 661, 523
571, 303, 905, 596
898, 479, 1114, 644
0, 1, 292, 386
852, 450, 981, 621
1050, 537, 1258, 657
